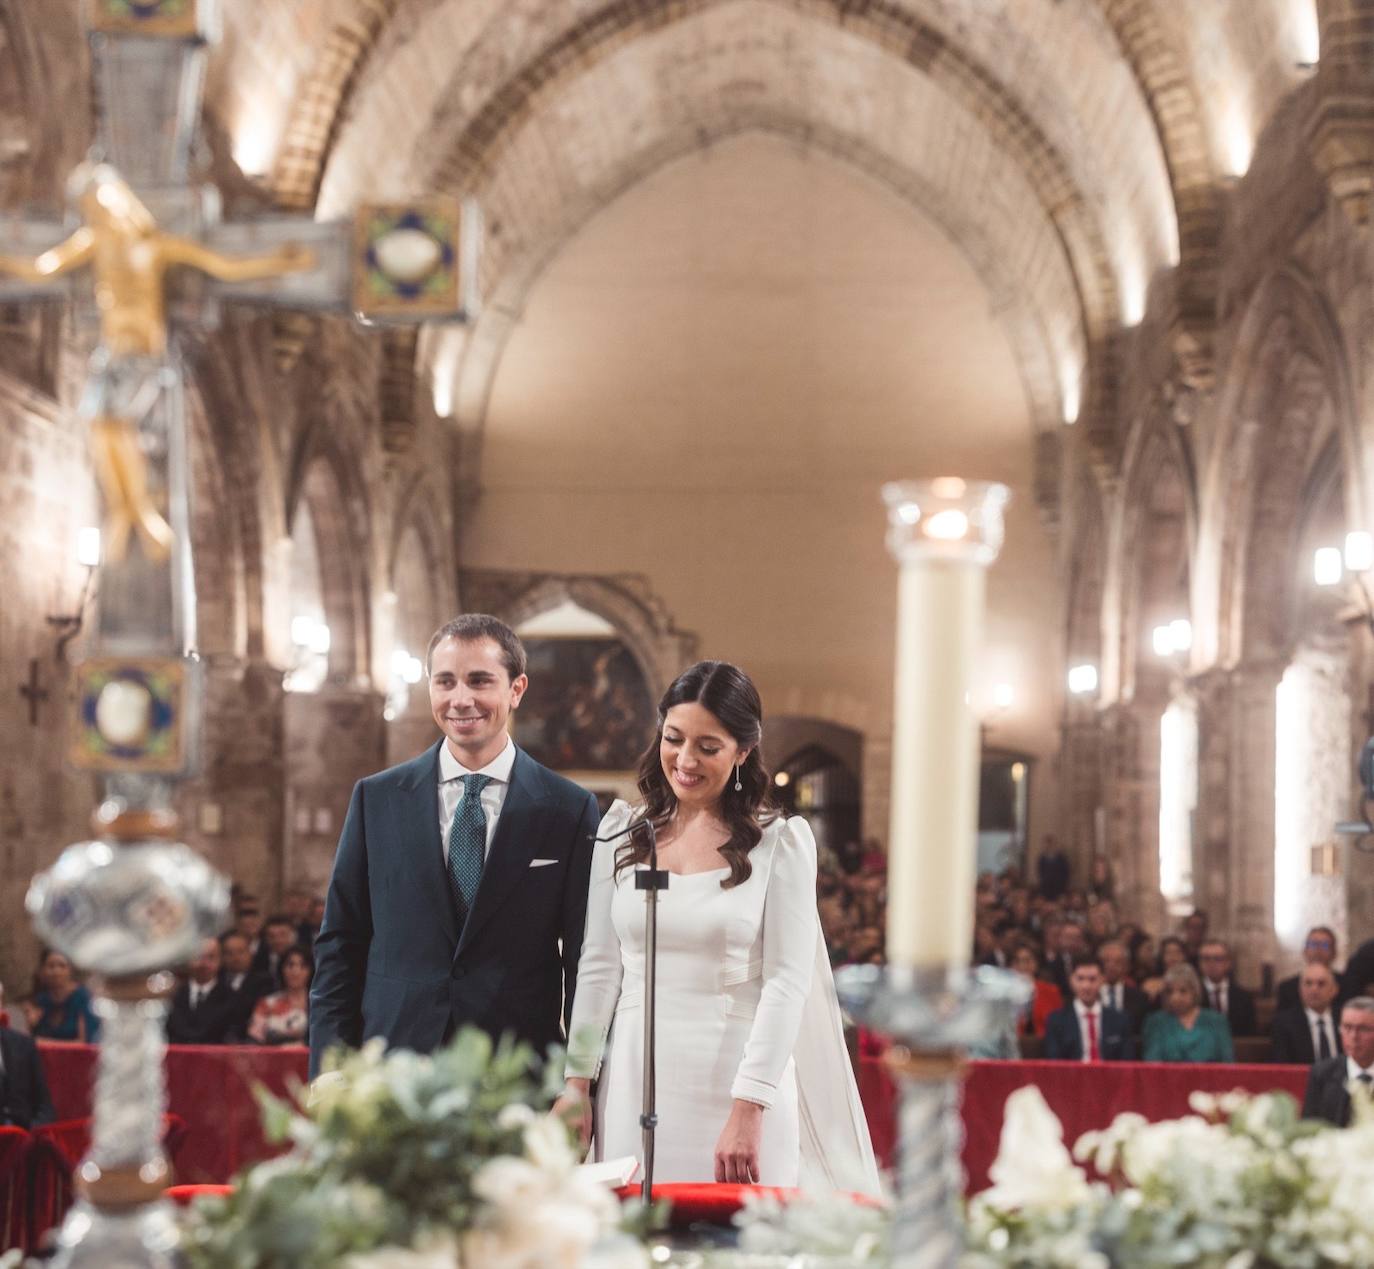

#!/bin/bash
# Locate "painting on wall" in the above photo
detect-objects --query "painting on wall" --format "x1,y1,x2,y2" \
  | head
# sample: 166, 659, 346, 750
515, 638, 654, 772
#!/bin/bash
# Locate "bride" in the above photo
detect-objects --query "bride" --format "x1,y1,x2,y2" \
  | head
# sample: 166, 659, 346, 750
556, 661, 880, 1195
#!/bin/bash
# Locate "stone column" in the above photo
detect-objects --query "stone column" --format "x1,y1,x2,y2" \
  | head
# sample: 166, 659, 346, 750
1058, 710, 1106, 887
1099, 699, 1165, 932
1194, 661, 1285, 979
283, 686, 387, 896
179, 656, 288, 906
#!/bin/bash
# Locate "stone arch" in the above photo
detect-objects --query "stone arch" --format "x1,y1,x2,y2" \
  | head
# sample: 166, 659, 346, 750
460, 570, 697, 703
1200, 266, 1362, 669
1095, 0, 1221, 378
268, 0, 402, 211
443, 107, 1075, 498
285, 425, 374, 685
416, 0, 1121, 422
425, 0, 1121, 361
1112, 414, 1197, 702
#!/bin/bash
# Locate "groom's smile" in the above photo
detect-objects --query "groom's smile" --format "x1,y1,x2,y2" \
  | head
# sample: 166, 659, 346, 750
427, 635, 528, 769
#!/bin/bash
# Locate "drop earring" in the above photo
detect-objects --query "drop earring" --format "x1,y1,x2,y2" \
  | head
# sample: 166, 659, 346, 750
734, 763, 743, 792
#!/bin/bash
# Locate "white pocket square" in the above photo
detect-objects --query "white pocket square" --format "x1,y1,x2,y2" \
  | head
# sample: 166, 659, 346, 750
529, 858, 558, 868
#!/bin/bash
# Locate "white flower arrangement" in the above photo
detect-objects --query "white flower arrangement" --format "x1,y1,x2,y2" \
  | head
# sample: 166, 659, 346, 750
175, 1029, 641, 1269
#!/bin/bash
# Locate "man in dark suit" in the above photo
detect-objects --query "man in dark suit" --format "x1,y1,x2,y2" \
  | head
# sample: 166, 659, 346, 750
1044, 954, 1135, 1061
1276, 926, 1340, 1013
1340, 937, 1374, 1005
310, 614, 599, 1079
1198, 939, 1258, 1036
1098, 939, 1148, 1037
166, 938, 237, 1045
1303, 996, 1374, 1126
219, 932, 273, 1041
1271, 963, 1342, 1065
254, 915, 298, 986
0, 1019, 55, 1128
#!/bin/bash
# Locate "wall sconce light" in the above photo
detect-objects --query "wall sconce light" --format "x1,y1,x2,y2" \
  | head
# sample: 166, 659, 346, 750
383, 648, 424, 721
46, 526, 102, 661
1067, 663, 1099, 696
1151, 617, 1193, 659
1314, 532, 1374, 632
284, 616, 331, 693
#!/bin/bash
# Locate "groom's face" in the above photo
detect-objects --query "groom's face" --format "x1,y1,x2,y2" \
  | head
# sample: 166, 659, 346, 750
429, 636, 528, 767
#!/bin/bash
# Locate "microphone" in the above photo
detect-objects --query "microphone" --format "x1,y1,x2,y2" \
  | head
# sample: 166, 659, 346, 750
591, 815, 669, 892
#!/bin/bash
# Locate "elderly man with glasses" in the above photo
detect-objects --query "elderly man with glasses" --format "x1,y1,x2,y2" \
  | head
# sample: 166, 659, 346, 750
1303, 997, 1374, 1127
1277, 927, 1341, 1013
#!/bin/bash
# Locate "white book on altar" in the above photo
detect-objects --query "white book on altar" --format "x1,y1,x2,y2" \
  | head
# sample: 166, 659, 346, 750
576, 1156, 639, 1187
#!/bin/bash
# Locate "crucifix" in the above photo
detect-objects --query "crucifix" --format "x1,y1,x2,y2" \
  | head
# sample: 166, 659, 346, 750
2, 3, 480, 1264
19, 657, 49, 725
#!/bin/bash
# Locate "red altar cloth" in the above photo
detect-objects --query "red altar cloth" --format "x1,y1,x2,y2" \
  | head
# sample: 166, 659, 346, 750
857, 1056, 1311, 1192
38, 1045, 1311, 1195
39, 1042, 307, 1185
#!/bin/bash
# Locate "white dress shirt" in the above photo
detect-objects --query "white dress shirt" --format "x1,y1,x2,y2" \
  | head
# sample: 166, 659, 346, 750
188, 980, 212, 1008
1206, 979, 1228, 1014
1100, 982, 1125, 1013
438, 736, 516, 863
1073, 998, 1101, 1062
1306, 1008, 1337, 1060
1346, 1055, 1374, 1086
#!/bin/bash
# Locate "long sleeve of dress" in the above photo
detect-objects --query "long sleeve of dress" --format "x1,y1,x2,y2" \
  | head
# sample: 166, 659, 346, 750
564, 800, 630, 1080
731, 817, 818, 1108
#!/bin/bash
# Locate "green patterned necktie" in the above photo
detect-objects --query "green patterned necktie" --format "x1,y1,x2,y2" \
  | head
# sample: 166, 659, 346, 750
447, 773, 492, 919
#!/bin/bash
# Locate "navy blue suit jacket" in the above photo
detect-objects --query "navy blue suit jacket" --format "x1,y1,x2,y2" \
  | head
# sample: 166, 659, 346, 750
1043, 1003, 1135, 1061
309, 741, 599, 1077
0, 1026, 54, 1129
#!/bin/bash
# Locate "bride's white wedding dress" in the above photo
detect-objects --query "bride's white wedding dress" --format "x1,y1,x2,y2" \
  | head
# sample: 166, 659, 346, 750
566, 800, 881, 1196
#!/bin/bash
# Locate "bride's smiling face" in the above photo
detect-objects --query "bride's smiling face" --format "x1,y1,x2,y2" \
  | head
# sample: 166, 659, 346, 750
660, 702, 750, 809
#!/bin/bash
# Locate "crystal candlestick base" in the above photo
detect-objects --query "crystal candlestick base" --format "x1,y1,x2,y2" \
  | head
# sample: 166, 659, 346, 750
835, 964, 1029, 1269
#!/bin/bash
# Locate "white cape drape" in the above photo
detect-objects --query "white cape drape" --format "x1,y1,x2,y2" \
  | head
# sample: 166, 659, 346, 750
795, 915, 884, 1199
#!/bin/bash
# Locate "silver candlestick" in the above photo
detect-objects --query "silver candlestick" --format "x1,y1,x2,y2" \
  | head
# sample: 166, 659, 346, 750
28, 804, 228, 1267
836, 964, 1029, 1269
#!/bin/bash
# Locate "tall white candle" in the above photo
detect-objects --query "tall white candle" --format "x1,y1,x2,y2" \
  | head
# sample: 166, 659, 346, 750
883, 479, 1009, 969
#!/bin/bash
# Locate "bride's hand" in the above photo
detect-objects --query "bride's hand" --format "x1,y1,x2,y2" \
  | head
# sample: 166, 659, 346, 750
714, 1099, 764, 1184
552, 1078, 593, 1153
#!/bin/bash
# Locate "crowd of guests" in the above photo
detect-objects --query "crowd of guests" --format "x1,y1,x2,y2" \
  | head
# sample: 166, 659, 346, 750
820, 835, 1374, 1083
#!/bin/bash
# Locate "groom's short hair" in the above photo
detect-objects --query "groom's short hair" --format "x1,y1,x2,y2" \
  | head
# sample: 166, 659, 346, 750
426, 613, 527, 682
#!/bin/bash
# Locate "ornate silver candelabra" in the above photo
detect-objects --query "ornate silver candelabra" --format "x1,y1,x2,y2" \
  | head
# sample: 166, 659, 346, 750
836, 965, 1029, 1269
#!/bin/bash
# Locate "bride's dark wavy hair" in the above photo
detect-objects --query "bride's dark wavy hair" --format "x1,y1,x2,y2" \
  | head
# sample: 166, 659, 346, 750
616, 660, 777, 890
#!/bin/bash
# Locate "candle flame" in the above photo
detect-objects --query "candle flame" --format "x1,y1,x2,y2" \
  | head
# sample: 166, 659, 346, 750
924, 509, 970, 541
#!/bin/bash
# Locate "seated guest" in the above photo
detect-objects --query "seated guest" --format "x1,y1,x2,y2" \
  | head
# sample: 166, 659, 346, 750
166, 938, 236, 1045
282, 887, 315, 948
0, 1006, 55, 1128
247, 946, 312, 1046
1098, 939, 1148, 1036
233, 900, 265, 972
1339, 937, 1374, 1006
1139, 936, 1187, 1005
257, 914, 299, 986
220, 932, 273, 1040
1277, 927, 1341, 1013
1142, 963, 1234, 1062
1044, 954, 1134, 1061
1010, 941, 1063, 1038
1303, 996, 1374, 1127
31, 950, 100, 1042
1181, 909, 1209, 965
304, 896, 326, 946
1198, 939, 1258, 1036
1271, 963, 1342, 1065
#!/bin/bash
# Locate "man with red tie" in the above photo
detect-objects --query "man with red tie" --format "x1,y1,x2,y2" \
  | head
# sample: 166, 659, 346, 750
1044, 954, 1135, 1062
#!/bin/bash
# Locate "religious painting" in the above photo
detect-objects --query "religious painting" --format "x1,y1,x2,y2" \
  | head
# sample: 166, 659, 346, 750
515, 638, 654, 772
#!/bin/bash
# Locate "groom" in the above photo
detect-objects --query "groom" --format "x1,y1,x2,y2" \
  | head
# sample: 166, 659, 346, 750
309, 613, 600, 1077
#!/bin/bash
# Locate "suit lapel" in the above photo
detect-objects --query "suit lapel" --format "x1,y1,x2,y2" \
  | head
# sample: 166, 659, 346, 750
457, 746, 547, 957
398, 741, 459, 946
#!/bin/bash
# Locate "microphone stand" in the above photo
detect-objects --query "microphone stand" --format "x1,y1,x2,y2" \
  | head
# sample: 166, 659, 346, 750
595, 815, 669, 1205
